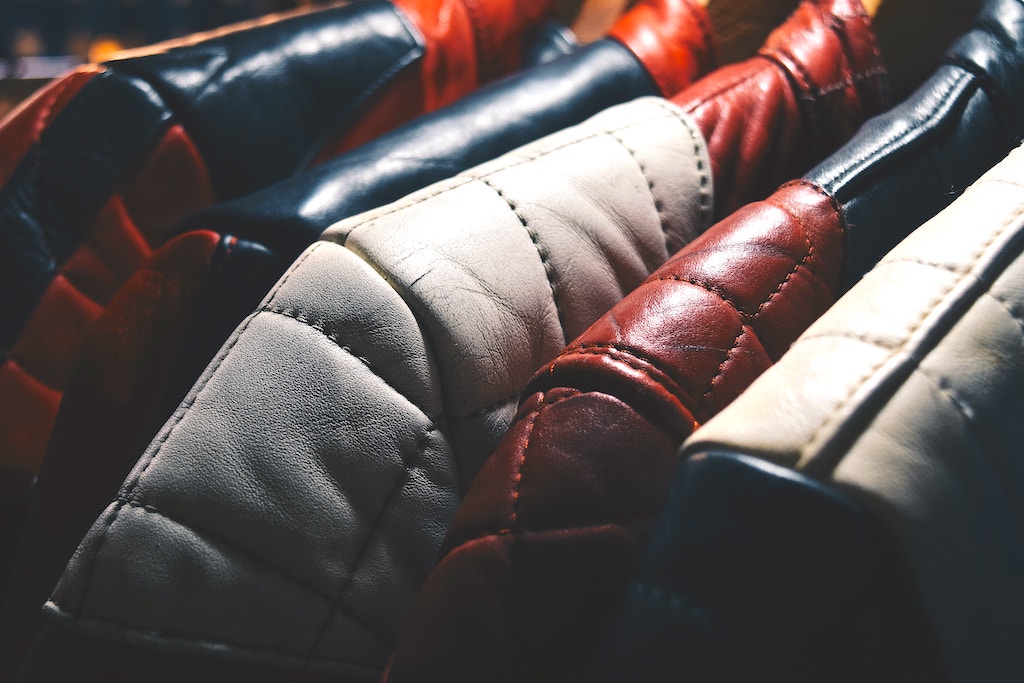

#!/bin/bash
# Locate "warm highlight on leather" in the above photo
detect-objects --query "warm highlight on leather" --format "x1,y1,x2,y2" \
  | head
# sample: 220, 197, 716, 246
609, 0, 716, 97
0, 66, 101, 189
0, 124, 213, 475
684, 142, 1024, 682
384, 181, 846, 683
36, 99, 711, 680
673, 0, 887, 216
322, 0, 558, 155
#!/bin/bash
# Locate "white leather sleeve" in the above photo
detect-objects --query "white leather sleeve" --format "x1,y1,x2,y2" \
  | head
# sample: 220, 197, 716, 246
44, 97, 713, 676
686, 143, 1024, 682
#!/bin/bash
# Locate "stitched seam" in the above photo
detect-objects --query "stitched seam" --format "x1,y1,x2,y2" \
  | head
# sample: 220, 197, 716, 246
259, 305, 441, 423
876, 257, 969, 274
764, 48, 821, 146
800, 203, 1024, 461
103, 498, 390, 659
633, 98, 712, 229
600, 127, 666, 250
43, 602, 382, 673
335, 109, 682, 244
810, 67, 888, 99
558, 345, 703, 417
480, 176, 567, 342
494, 392, 581, 535
795, 331, 899, 350
682, 60, 772, 112
698, 196, 817, 408
64, 243, 325, 618
652, 274, 748, 316
306, 424, 440, 659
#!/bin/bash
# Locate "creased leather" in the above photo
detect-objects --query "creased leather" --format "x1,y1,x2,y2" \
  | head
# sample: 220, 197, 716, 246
682, 141, 1024, 683
388, 2, 1024, 678
178, 0, 718, 260
806, 0, 1024, 279
383, 182, 846, 683
33, 98, 711, 679
673, 0, 887, 217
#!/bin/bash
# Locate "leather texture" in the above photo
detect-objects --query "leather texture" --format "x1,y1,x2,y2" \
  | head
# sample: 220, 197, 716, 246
806, 0, 1024, 280
0, 0, 561, 479
672, 0, 887, 217
178, 0, 720, 260
31, 98, 712, 679
0, 0, 715, 661
383, 181, 847, 683
595, 452, 948, 682
386, 2, 1024, 677
681, 141, 1024, 683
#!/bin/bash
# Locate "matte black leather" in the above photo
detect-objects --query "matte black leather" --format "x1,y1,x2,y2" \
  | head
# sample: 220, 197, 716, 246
806, 0, 1024, 281
0, 71, 171, 360
107, 0, 424, 199
596, 452, 948, 683
175, 38, 658, 258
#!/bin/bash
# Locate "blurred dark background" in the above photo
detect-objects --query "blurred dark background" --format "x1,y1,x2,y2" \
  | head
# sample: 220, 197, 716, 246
0, 0, 332, 65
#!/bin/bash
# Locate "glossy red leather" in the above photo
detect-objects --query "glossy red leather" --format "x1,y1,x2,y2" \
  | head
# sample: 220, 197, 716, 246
318, 0, 558, 157
385, 181, 846, 682
673, 0, 887, 216
609, 0, 717, 97
0, 124, 213, 475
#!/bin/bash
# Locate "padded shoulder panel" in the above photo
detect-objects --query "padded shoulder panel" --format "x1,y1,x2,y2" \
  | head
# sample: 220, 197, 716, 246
686, 141, 1024, 682
176, 39, 659, 258
40, 97, 712, 676
107, 0, 424, 198
805, 0, 1024, 280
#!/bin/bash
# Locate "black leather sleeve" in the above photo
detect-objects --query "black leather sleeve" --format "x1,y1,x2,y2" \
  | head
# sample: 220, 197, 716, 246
805, 0, 1024, 282
106, 0, 425, 199
174, 38, 659, 259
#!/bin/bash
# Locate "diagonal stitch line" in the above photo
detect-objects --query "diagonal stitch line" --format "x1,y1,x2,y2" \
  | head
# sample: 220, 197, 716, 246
334, 105, 688, 244
495, 391, 579, 535
800, 200, 1024, 467
306, 424, 440, 659
697, 197, 816, 410
44, 603, 384, 673
259, 305, 441, 423
558, 345, 704, 418
70, 243, 324, 618
103, 498, 392, 656
480, 176, 568, 343
600, 126, 667, 252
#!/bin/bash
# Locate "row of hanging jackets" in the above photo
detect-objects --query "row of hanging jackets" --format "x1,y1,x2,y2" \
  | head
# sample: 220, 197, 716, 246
0, 0, 1020, 679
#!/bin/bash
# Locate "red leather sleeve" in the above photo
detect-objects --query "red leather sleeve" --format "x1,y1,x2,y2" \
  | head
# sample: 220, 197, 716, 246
325, 0, 558, 155
609, 0, 718, 97
386, 181, 847, 683
673, 0, 888, 217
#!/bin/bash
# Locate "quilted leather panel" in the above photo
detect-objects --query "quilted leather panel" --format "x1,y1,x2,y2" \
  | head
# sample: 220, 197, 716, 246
41, 97, 711, 674
686, 142, 1024, 682
384, 181, 846, 683
673, 0, 888, 216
